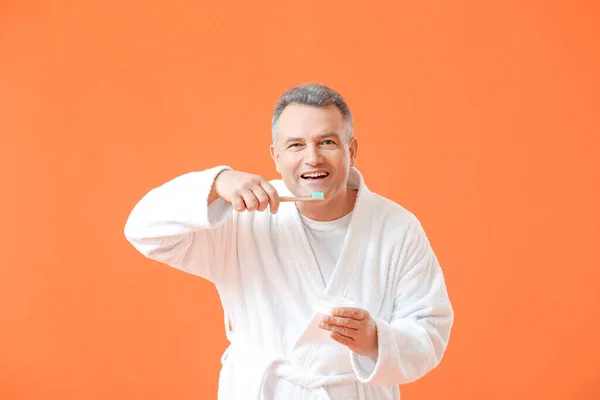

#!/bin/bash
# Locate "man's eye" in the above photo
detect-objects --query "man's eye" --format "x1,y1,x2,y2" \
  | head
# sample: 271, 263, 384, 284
288, 143, 302, 148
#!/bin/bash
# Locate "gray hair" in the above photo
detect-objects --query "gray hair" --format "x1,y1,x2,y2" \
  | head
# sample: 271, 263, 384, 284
271, 83, 354, 146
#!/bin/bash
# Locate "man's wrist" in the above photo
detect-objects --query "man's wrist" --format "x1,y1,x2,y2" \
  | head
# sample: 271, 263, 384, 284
367, 348, 379, 362
208, 169, 228, 204
208, 186, 219, 204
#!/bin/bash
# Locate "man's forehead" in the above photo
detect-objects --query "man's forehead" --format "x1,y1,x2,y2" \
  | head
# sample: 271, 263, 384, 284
280, 130, 342, 141
276, 104, 346, 143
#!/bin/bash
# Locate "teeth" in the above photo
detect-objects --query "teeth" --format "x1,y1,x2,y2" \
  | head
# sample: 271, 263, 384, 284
302, 172, 328, 178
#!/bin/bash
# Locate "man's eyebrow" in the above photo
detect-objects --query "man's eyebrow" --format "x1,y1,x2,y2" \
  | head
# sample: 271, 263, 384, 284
314, 131, 341, 139
284, 136, 304, 144
284, 132, 341, 144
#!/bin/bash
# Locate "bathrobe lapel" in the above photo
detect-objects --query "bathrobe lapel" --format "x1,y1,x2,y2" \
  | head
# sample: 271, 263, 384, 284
323, 169, 373, 304
276, 189, 326, 298
275, 168, 374, 305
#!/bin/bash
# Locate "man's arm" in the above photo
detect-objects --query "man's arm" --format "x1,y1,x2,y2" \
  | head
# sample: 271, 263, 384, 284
349, 222, 454, 385
124, 165, 235, 283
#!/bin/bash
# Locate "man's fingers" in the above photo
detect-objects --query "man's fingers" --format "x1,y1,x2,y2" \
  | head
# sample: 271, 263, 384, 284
252, 185, 270, 212
329, 331, 355, 346
222, 173, 281, 213
331, 307, 368, 321
320, 322, 356, 338
260, 181, 280, 213
322, 315, 360, 329
231, 195, 246, 212
241, 190, 259, 212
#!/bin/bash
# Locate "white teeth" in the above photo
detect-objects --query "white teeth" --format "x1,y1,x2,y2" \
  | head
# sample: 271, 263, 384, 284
302, 172, 328, 178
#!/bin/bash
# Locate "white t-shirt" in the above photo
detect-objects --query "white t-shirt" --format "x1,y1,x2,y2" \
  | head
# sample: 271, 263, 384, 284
298, 211, 352, 286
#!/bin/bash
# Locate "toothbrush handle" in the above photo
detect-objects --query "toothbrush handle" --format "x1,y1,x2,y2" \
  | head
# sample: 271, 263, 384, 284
279, 196, 324, 202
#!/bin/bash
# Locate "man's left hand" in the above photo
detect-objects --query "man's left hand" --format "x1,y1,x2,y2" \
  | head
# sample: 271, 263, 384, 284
319, 307, 379, 361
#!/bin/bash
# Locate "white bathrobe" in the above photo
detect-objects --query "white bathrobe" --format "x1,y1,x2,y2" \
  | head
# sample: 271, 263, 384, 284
124, 166, 454, 400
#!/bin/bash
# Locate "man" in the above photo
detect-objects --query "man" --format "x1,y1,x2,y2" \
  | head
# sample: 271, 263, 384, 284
124, 83, 454, 399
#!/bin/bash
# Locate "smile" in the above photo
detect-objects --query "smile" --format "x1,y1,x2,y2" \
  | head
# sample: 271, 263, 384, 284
300, 172, 329, 180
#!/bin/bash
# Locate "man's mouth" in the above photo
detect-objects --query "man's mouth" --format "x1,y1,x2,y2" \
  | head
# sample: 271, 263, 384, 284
300, 172, 329, 180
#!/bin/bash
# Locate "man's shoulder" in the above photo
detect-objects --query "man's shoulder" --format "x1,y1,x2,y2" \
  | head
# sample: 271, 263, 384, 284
368, 191, 420, 226
366, 192, 434, 257
367, 191, 434, 246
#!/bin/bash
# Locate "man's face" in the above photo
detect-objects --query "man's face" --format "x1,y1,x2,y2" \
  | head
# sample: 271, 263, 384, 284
270, 104, 358, 200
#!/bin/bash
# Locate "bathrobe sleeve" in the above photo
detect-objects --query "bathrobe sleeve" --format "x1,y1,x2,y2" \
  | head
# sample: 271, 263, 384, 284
124, 165, 236, 283
350, 221, 454, 385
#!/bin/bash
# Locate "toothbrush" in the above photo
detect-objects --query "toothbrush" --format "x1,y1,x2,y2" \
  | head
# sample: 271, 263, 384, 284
279, 192, 325, 202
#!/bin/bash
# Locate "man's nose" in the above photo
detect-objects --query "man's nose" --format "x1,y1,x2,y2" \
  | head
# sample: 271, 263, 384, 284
303, 144, 323, 166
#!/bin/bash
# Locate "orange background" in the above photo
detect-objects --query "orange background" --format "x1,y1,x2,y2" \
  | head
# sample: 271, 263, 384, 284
1, 1, 599, 399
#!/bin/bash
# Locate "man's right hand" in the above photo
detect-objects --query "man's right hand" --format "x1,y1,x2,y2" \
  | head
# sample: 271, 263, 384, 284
211, 170, 280, 213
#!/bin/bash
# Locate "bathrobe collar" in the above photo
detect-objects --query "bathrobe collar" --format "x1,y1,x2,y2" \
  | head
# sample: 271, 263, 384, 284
274, 167, 375, 302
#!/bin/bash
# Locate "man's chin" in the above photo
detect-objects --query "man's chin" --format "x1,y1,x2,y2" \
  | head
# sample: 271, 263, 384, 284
294, 182, 330, 196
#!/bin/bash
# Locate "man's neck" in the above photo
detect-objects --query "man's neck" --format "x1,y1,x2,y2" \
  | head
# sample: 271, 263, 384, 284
296, 188, 358, 221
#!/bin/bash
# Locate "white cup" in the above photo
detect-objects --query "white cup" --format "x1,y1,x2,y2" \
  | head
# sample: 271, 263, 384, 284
314, 295, 356, 316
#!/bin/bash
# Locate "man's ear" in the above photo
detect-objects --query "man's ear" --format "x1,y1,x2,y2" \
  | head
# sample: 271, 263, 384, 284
348, 136, 358, 167
270, 144, 281, 173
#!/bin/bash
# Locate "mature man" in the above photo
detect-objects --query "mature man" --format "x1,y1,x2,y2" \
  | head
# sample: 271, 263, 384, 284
124, 83, 454, 399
